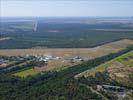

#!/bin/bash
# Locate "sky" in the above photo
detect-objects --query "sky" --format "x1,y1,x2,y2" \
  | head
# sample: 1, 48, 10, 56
1, 0, 133, 17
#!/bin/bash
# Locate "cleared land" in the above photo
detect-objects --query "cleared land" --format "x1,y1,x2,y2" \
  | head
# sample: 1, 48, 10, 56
0, 39, 132, 57
13, 69, 39, 78
75, 51, 133, 87
0, 39, 133, 73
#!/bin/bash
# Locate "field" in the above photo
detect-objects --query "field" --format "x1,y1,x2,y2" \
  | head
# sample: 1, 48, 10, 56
0, 39, 132, 57
115, 51, 133, 67
75, 51, 133, 86
0, 39, 133, 73
13, 68, 39, 78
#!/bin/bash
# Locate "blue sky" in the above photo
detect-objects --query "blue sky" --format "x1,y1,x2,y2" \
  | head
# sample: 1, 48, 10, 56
1, 0, 133, 17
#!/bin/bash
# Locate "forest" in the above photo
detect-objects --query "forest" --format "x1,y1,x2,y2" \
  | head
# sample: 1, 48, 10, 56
1, 17, 133, 49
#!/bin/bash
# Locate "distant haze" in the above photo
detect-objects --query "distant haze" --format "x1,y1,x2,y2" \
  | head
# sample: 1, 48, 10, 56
1, 0, 133, 17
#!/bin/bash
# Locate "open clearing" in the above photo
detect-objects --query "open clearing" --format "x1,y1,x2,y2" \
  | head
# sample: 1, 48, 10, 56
75, 51, 133, 87
0, 39, 133, 72
0, 39, 132, 57
13, 68, 39, 78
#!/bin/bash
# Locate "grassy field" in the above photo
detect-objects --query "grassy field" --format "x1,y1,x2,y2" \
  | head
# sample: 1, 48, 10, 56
14, 68, 39, 78
75, 51, 133, 78
115, 51, 133, 67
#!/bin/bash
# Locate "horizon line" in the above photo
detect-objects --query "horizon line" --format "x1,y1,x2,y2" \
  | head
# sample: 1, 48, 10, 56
1, 16, 133, 18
